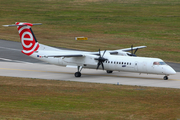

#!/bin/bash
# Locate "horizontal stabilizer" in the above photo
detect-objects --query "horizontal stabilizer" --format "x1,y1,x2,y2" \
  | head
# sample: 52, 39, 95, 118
2, 23, 42, 27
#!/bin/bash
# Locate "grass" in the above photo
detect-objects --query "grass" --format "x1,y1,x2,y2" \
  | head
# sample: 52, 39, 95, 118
0, 0, 180, 62
0, 1, 180, 119
0, 76, 180, 119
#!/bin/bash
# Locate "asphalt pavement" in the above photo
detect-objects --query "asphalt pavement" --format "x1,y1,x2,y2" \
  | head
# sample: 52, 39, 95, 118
0, 39, 179, 72
0, 39, 180, 89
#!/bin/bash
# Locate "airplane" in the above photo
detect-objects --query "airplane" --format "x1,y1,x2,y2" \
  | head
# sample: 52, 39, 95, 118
3, 22, 176, 80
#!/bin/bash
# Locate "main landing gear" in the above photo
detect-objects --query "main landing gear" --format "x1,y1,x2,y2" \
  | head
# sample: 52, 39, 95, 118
74, 66, 82, 77
106, 70, 113, 73
75, 72, 81, 77
163, 76, 168, 80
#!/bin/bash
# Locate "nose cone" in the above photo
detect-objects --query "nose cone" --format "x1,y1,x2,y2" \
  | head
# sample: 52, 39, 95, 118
165, 66, 176, 75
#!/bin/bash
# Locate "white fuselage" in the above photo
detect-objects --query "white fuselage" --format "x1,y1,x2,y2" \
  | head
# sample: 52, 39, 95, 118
30, 49, 176, 76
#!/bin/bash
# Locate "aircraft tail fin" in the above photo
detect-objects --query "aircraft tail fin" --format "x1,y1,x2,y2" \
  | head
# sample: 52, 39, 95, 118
3, 22, 42, 55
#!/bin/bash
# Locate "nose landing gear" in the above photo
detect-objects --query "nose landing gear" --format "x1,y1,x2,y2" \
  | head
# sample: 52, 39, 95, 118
163, 76, 168, 80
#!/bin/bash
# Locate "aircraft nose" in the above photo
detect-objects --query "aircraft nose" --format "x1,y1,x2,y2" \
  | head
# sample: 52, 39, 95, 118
165, 66, 176, 75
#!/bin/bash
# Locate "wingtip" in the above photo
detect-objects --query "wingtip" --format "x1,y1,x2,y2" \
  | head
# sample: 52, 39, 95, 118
3, 23, 42, 27
2, 25, 9, 27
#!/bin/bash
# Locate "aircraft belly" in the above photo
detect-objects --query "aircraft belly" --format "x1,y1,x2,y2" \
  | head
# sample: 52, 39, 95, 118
63, 57, 84, 66
47, 58, 59, 65
116, 65, 135, 72
149, 66, 164, 74
83, 65, 97, 69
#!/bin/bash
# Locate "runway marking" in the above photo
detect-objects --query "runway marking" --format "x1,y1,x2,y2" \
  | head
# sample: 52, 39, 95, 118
0, 58, 33, 64
0, 46, 21, 51
0, 58, 12, 61
0, 67, 179, 81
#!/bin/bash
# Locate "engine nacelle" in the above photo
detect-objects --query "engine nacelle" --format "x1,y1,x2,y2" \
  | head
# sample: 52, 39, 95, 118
115, 51, 130, 56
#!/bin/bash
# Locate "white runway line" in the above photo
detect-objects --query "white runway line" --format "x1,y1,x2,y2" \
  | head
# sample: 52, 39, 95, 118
0, 58, 33, 64
0, 46, 21, 51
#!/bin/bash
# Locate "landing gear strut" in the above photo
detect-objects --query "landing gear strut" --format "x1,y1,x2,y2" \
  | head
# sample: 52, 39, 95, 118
163, 76, 168, 80
74, 66, 82, 77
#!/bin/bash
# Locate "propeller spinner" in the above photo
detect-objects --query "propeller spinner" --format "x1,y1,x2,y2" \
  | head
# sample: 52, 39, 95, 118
94, 49, 108, 70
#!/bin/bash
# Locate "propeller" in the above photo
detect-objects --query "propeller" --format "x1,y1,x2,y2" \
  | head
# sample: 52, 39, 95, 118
94, 49, 108, 70
128, 45, 138, 57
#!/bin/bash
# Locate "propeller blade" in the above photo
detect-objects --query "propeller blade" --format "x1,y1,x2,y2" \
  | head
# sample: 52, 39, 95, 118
134, 48, 138, 54
101, 61, 104, 70
131, 45, 133, 54
102, 50, 106, 57
99, 49, 101, 57
96, 62, 100, 69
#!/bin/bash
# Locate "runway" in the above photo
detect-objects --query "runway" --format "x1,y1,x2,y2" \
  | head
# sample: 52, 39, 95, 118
0, 39, 180, 89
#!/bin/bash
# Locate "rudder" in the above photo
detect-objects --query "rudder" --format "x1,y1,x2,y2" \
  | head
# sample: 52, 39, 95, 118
16, 22, 40, 56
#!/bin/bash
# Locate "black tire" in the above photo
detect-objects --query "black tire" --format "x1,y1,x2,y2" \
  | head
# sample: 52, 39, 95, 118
75, 72, 81, 77
163, 76, 168, 80
106, 70, 113, 73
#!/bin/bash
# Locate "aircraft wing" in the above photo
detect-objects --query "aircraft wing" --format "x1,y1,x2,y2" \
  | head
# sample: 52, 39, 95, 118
109, 46, 147, 54
119, 46, 147, 52
43, 46, 146, 57
46, 54, 84, 57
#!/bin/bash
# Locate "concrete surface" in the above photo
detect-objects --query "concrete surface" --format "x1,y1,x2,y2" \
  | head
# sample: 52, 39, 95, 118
0, 39, 180, 89
0, 61, 179, 89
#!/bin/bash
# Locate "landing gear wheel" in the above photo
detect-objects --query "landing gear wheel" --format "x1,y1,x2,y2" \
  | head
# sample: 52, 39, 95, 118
106, 70, 113, 73
75, 72, 81, 77
163, 76, 168, 80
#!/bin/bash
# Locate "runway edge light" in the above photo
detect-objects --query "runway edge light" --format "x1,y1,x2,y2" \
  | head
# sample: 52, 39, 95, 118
75, 37, 88, 40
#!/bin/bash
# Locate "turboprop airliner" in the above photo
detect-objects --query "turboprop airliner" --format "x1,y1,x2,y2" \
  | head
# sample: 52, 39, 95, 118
3, 22, 176, 80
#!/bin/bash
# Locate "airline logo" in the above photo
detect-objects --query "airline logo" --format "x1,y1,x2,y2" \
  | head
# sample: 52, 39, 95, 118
16, 22, 39, 56
37, 55, 43, 58
122, 65, 126, 67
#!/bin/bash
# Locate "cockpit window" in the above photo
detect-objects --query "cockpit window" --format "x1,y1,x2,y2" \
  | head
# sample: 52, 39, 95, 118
153, 62, 166, 65
153, 62, 159, 65
159, 62, 166, 65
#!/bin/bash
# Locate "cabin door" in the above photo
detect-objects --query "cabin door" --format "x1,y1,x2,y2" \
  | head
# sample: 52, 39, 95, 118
142, 61, 147, 72
134, 61, 138, 71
